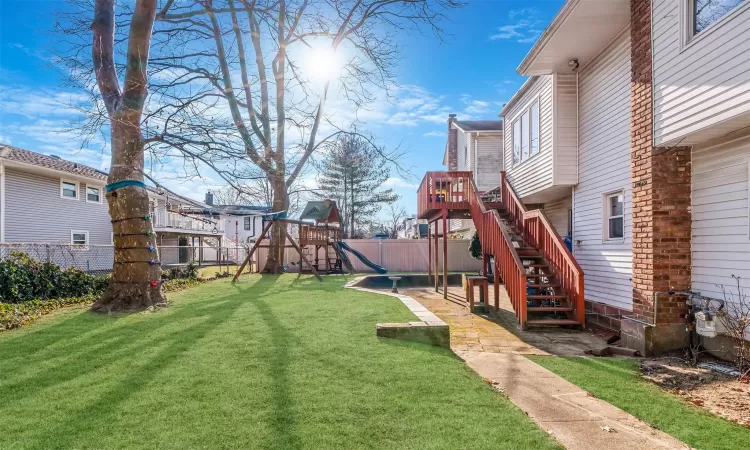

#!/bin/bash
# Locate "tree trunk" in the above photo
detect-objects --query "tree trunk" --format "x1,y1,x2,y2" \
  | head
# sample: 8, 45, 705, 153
262, 174, 288, 273
93, 116, 166, 311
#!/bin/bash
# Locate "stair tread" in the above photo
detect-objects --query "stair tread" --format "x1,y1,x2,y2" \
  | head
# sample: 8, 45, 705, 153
525, 273, 555, 278
526, 283, 561, 288
524, 263, 549, 267
527, 306, 574, 312
526, 319, 581, 326
527, 295, 568, 299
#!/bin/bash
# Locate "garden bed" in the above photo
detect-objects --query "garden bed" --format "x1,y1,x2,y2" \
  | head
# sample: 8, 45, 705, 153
641, 358, 750, 426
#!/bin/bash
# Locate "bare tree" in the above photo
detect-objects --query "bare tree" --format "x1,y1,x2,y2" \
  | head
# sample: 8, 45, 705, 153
384, 203, 407, 239
56, 0, 462, 274
88, 0, 165, 311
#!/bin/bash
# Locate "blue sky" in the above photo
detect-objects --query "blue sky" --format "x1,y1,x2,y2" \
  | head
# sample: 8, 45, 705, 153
0, 0, 563, 217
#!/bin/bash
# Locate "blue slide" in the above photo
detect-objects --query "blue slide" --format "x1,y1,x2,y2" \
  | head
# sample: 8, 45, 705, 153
335, 241, 387, 274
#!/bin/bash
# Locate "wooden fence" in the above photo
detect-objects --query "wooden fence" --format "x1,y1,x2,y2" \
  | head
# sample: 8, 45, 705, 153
256, 239, 482, 273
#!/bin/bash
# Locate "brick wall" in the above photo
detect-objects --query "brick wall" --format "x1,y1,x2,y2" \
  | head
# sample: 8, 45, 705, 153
630, 0, 692, 325
447, 115, 458, 171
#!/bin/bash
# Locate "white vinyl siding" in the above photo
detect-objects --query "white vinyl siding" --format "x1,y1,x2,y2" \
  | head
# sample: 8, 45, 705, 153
543, 195, 572, 238
554, 73, 578, 186
451, 127, 474, 233
652, 0, 750, 146
474, 134, 504, 191
504, 75, 554, 199
691, 131, 750, 300
4, 169, 113, 244
573, 27, 633, 311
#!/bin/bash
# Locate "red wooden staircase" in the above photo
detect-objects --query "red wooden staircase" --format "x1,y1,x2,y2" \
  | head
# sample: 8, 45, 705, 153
418, 171, 585, 330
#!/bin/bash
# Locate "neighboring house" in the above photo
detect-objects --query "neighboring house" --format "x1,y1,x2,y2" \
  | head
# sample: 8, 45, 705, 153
495, 0, 749, 354
397, 217, 428, 239
442, 116, 503, 238
0, 145, 270, 267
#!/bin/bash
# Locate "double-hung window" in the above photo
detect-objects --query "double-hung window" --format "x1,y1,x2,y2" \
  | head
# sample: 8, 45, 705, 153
511, 99, 540, 165
606, 193, 624, 240
86, 186, 101, 203
61, 180, 78, 199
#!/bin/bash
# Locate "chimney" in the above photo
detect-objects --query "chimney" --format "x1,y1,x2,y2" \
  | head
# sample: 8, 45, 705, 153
447, 114, 458, 171
205, 191, 214, 206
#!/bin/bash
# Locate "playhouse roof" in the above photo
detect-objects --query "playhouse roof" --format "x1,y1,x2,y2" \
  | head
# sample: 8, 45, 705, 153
299, 200, 340, 223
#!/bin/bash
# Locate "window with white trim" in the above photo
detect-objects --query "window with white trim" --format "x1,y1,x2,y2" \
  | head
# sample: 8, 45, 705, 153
61, 180, 78, 199
688, 0, 745, 37
71, 230, 89, 247
86, 186, 101, 203
511, 99, 540, 165
606, 193, 624, 240
244, 216, 253, 231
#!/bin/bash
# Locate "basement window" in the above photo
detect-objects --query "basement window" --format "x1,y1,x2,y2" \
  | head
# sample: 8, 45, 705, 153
71, 230, 89, 247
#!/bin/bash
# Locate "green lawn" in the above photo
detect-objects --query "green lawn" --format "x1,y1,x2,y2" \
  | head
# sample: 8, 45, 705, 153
0, 275, 559, 450
528, 356, 750, 450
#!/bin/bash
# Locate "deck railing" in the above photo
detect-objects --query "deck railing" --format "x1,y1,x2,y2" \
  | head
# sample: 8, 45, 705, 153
467, 178, 528, 327
499, 171, 585, 326
417, 171, 473, 218
299, 224, 341, 246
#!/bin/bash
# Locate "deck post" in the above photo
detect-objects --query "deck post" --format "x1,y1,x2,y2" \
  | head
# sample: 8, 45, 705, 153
433, 218, 439, 292
494, 256, 500, 311
428, 220, 432, 285
442, 210, 448, 300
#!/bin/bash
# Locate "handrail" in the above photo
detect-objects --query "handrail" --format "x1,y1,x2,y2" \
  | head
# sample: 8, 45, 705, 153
500, 171, 585, 327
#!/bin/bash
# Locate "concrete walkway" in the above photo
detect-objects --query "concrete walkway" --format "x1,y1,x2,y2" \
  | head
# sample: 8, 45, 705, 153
408, 286, 689, 450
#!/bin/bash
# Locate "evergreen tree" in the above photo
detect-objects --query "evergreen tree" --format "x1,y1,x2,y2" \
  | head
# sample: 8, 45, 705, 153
316, 135, 398, 238
469, 231, 482, 260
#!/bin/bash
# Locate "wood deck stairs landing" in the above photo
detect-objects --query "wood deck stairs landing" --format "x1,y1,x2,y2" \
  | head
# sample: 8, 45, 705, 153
418, 171, 585, 330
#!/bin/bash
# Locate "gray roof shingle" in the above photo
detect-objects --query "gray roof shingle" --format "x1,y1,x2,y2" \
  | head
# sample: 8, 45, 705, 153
0, 144, 108, 181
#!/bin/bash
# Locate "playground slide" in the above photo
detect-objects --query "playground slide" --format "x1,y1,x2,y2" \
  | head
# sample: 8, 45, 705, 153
335, 241, 388, 274
331, 242, 354, 274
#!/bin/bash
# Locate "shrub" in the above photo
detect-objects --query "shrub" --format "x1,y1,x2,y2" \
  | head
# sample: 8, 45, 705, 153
0, 295, 96, 330
0, 252, 109, 303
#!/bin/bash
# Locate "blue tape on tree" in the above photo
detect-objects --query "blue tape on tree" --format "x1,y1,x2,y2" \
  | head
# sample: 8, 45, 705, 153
105, 180, 147, 193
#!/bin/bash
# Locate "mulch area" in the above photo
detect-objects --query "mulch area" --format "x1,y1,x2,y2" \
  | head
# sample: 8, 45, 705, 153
641, 357, 750, 427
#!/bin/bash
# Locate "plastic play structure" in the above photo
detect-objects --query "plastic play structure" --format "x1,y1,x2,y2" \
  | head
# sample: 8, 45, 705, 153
233, 199, 387, 280
333, 241, 387, 274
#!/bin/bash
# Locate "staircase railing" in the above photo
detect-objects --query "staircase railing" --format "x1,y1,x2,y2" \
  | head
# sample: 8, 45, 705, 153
500, 171, 585, 326
467, 178, 528, 327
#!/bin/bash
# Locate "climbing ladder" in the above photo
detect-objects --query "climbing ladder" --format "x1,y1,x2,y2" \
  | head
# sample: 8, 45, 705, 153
418, 171, 585, 330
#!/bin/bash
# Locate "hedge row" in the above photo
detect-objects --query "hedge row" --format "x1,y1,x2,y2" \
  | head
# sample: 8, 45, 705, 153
0, 278, 205, 332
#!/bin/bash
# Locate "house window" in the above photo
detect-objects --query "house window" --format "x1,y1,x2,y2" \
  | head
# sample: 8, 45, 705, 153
689, 0, 745, 36
606, 193, 624, 240
61, 180, 78, 199
511, 99, 541, 165
512, 120, 521, 163
86, 186, 101, 203
244, 216, 253, 231
71, 230, 89, 247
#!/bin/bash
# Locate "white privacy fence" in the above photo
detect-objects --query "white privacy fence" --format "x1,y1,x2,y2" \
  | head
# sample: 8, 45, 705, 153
1, 239, 481, 275
256, 239, 482, 273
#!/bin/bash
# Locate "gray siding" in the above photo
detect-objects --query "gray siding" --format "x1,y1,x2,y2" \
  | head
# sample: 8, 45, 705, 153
475, 134, 504, 191
554, 73, 578, 185
4, 169, 112, 244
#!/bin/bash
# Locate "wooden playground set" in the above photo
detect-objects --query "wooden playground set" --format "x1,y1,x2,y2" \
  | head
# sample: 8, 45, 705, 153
233, 200, 386, 282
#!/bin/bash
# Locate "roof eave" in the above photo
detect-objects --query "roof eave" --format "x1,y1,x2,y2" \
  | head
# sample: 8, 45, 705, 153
516, 0, 580, 76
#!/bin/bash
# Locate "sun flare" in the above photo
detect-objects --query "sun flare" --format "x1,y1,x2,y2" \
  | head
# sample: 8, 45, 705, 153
303, 47, 342, 82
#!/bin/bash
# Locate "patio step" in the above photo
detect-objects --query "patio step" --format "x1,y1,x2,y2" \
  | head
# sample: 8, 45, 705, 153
527, 295, 568, 300
526, 319, 581, 326
527, 306, 573, 313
